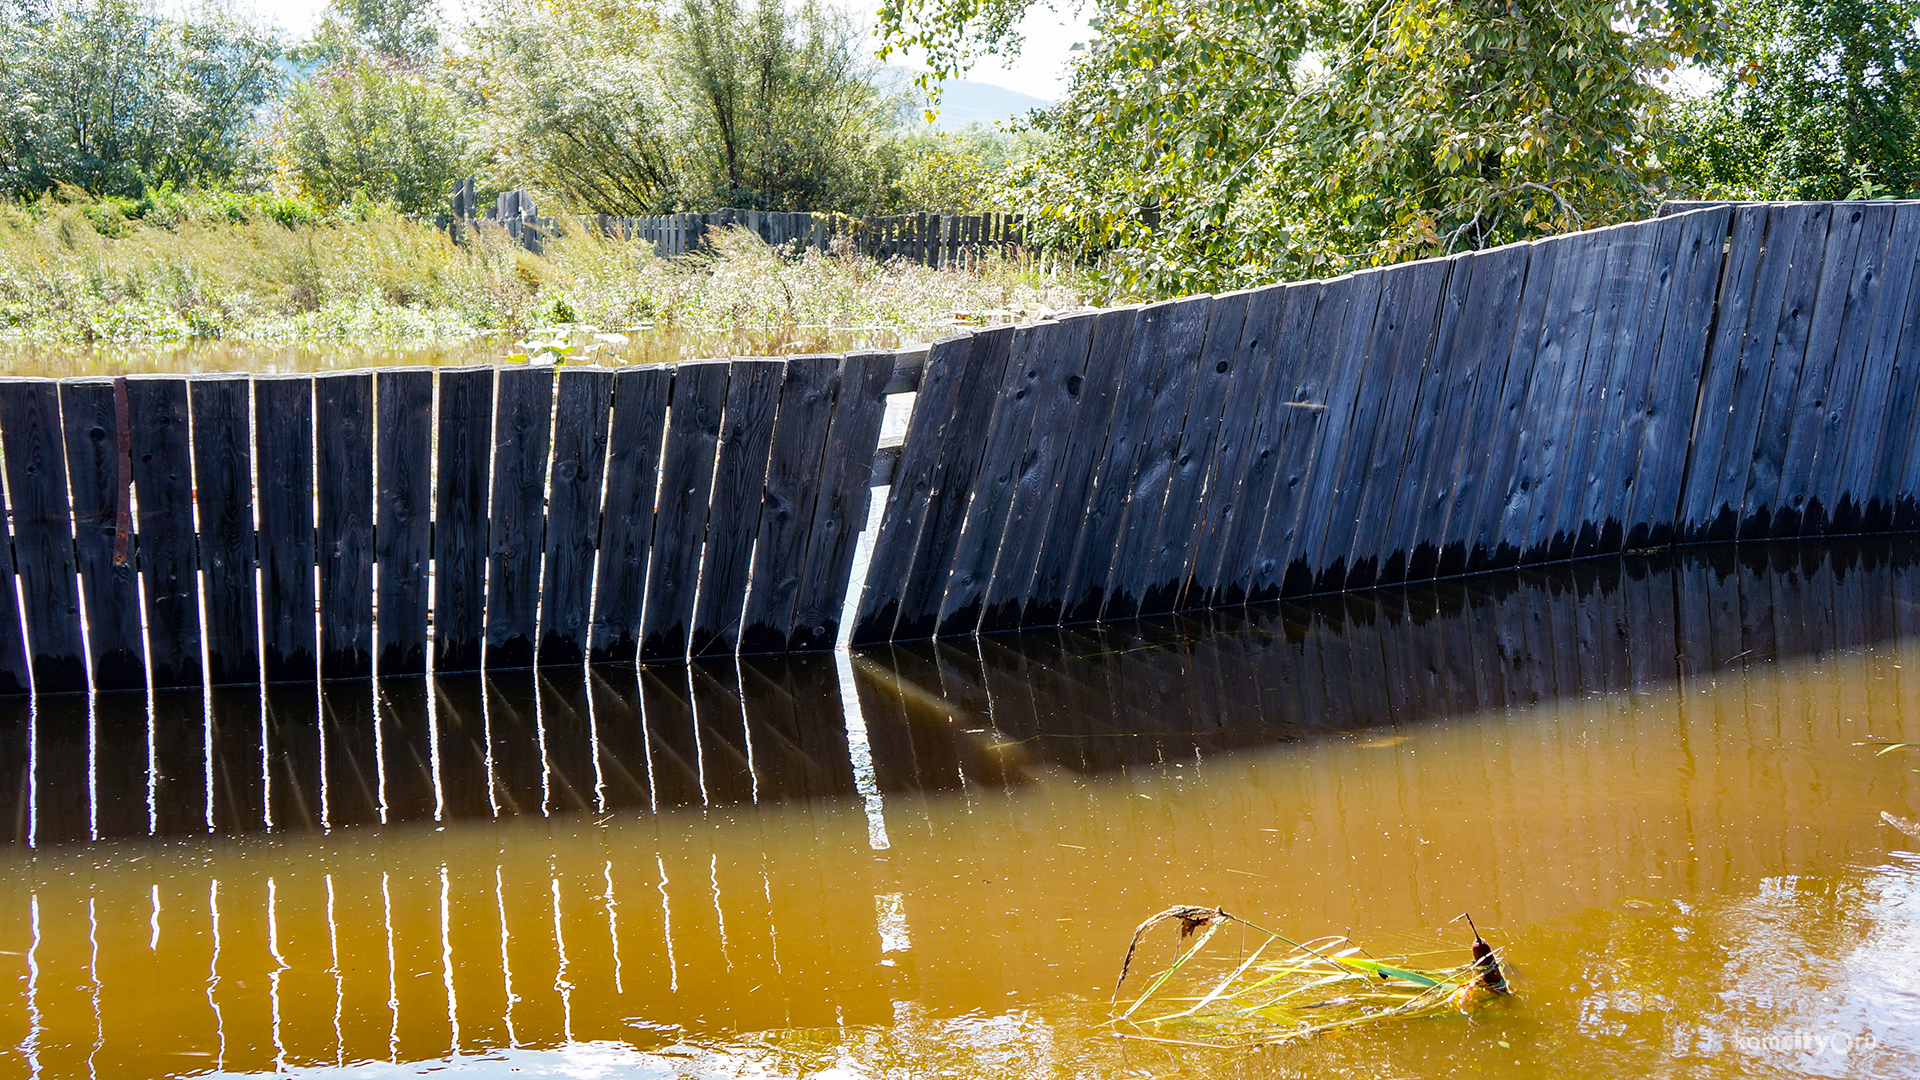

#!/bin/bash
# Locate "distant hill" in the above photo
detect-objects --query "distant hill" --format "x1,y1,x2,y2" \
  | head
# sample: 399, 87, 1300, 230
878, 67, 1053, 129
926, 79, 1053, 128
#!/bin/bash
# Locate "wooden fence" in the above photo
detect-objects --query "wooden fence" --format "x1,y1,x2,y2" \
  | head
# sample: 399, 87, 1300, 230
4, 200, 1920, 694
443, 180, 1026, 266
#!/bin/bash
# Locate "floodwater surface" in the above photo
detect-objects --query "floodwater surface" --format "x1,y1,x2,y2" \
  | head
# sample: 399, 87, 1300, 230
0, 542, 1916, 1078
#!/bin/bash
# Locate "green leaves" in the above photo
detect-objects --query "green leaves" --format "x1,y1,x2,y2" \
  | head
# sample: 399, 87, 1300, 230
1667, 0, 1920, 201
990, 0, 1708, 299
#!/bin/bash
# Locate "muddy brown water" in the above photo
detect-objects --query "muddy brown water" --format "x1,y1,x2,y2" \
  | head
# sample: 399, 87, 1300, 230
0, 540, 1916, 1078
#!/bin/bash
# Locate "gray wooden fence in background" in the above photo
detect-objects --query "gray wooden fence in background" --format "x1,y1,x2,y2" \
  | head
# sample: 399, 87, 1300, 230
443, 180, 1026, 267
3, 200, 1920, 695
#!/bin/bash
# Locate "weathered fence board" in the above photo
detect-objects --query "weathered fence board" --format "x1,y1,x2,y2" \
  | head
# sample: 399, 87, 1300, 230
256, 375, 317, 683
1339, 257, 1449, 589
642, 360, 729, 662
1019, 307, 1137, 627
58, 380, 144, 691
433, 367, 494, 673
978, 312, 1100, 631
1832, 203, 1920, 532
740, 356, 840, 654
786, 351, 893, 651
891, 327, 1016, 641
1102, 295, 1213, 620
851, 334, 980, 644
1182, 285, 1285, 608
1380, 252, 1475, 585
0, 381, 85, 693
190, 375, 260, 687
126, 376, 202, 689
317, 373, 374, 680
538, 368, 613, 667
1140, 290, 1245, 615
486, 367, 555, 669
1740, 203, 1833, 536
937, 324, 1047, 636
691, 359, 783, 657
375, 369, 434, 677
589, 366, 672, 665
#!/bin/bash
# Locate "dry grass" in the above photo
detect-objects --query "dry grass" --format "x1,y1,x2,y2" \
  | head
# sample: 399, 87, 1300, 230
0, 197, 1084, 352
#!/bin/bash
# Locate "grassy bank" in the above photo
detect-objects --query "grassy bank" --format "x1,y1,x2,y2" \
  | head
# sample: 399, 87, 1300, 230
0, 195, 1082, 353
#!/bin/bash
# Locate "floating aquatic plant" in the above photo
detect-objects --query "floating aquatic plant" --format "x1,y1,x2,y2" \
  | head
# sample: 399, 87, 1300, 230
1110, 906, 1513, 1048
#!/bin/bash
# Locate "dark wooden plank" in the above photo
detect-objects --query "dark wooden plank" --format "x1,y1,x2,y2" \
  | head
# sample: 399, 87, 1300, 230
1461, 235, 1560, 573
485, 366, 555, 669
787, 351, 893, 651
374, 368, 434, 677
1802, 203, 1899, 532
1769, 202, 1872, 536
641, 360, 729, 662
1099, 295, 1213, 620
255, 375, 316, 683
1019, 307, 1138, 627
1679, 204, 1794, 541
1179, 285, 1285, 607
1623, 207, 1731, 550
57, 380, 144, 691
850, 334, 975, 644
1833, 202, 1920, 531
315, 372, 374, 680
1055, 300, 1194, 622
537, 367, 613, 667
1218, 282, 1323, 604
891, 326, 1017, 640
189, 375, 259, 686
1489, 232, 1605, 564
1376, 250, 1474, 584
1291, 267, 1388, 594
738, 356, 842, 654
1427, 244, 1533, 578
1874, 226, 1920, 531
1333, 256, 1449, 589
1249, 279, 1355, 600
936, 324, 1049, 636
690, 359, 784, 657
1509, 227, 1612, 562
0, 380, 86, 692
589, 365, 672, 664
433, 366, 494, 673
1564, 218, 1665, 558
125, 375, 203, 689
1739, 203, 1836, 537
978, 312, 1101, 631
1139, 290, 1246, 614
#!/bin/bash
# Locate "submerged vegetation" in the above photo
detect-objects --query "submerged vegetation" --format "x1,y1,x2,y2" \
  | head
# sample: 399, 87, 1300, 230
0, 193, 1080, 351
1112, 907, 1513, 1048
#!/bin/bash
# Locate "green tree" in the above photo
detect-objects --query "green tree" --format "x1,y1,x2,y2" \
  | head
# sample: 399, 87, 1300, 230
274, 48, 468, 212
886, 0, 1718, 297
459, 0, 907, 214
1668, 0, 1920, 200
0, 0, 281, 198
675, 0, 903, 210
456, 0, 681, 212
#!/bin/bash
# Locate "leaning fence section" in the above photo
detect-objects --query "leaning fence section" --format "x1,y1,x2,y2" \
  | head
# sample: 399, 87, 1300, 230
849, 201, 1920, 644
8, 200, 1920, 694
0, 352, 923, 695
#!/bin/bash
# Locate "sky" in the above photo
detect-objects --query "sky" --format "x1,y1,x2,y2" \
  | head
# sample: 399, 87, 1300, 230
241, 0, 1090, 102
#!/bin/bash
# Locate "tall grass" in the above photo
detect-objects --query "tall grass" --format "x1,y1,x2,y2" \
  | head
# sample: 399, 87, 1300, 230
0, 195, 1083, 350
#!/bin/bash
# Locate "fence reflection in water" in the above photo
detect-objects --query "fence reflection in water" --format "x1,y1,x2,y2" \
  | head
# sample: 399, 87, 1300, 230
1, 538, 1919, 1073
